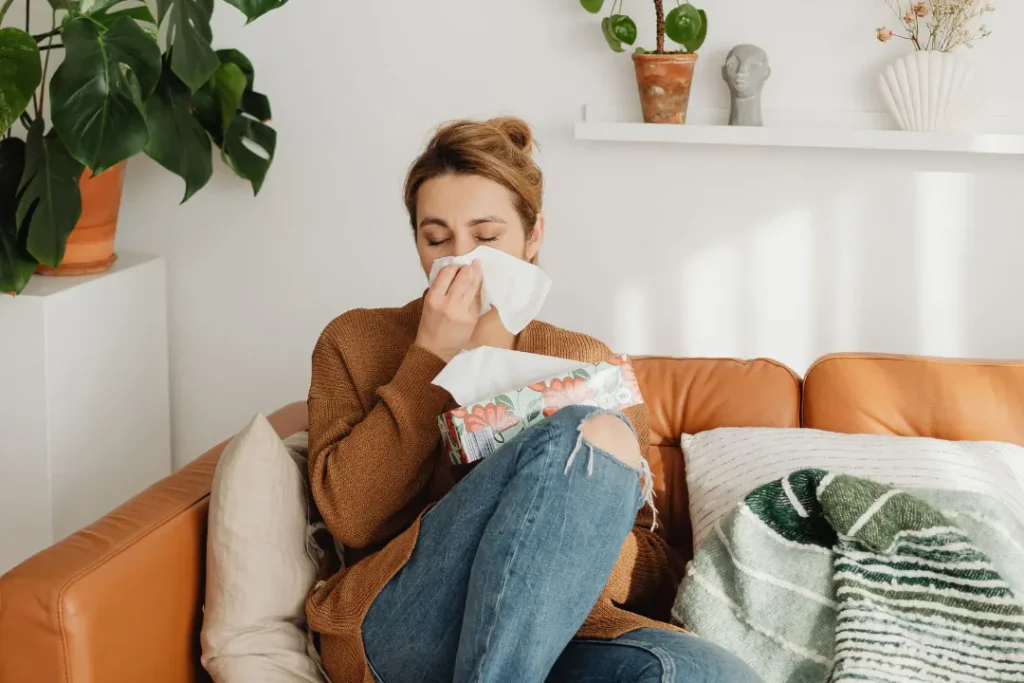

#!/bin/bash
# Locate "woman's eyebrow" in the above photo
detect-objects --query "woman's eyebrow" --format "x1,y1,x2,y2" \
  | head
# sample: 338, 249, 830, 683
419, 216, 450, 229
468, 216, 506, 227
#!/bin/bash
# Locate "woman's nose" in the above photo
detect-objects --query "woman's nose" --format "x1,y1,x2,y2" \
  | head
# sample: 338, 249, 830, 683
452, 236, 476, 257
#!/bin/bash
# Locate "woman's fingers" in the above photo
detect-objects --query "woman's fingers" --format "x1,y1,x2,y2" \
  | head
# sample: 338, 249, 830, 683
448, 262, 482, 310
430, 264, 460, 297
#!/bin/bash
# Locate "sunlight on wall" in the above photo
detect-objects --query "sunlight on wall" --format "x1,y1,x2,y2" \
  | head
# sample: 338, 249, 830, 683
746, 209, 816, 370
679, 209, 816, 368
915, 171, 969, 357
613, 281, 652, 355
680, 243, 742, 358
828, 192, 861, 350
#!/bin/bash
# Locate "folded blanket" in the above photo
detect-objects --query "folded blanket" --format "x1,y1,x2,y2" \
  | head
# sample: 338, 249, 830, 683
673, 469, 1024, 683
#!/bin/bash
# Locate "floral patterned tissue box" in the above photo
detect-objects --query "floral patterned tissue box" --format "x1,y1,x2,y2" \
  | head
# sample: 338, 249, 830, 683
439, 355, 643, 465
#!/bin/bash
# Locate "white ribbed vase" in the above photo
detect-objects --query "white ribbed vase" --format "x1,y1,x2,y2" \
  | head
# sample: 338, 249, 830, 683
879, 50, 975, 131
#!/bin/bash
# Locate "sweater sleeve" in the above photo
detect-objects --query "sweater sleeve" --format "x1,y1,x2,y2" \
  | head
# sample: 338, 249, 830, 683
307, 324, 452, 549
605, 400, 683, 621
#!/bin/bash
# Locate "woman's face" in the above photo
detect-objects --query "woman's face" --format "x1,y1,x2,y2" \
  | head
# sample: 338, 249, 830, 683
415, 173, 544, 277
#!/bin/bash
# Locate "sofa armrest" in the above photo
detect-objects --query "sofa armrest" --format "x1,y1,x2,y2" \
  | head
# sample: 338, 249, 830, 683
0, 403, 308, 683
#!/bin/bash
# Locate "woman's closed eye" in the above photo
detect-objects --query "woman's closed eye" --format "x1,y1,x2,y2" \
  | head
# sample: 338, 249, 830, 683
423, 232, 499, 248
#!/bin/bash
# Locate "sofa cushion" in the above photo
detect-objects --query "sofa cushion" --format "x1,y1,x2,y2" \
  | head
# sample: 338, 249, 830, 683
200, 414, 325, 683
803, 353, 1024, 444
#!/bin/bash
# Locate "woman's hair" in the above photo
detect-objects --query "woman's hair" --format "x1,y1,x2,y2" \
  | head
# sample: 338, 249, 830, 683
404, 117, 543, 237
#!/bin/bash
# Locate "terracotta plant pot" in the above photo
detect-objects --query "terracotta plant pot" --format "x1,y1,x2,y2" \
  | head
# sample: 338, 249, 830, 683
36, 162, 126, 276
632, 52, 698, 124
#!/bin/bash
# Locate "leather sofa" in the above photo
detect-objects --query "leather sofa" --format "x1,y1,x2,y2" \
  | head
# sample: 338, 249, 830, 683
3, 352, 1024, 683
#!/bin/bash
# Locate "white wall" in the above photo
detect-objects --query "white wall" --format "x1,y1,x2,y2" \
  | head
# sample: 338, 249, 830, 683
115, 0, 1024, 467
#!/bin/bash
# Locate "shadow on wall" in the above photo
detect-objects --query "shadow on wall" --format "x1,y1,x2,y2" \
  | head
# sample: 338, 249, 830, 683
544, 140, 1024, 373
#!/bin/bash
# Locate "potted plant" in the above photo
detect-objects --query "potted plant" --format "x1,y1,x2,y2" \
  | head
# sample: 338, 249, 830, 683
874, 0, 994, 131
0, 0, 289, 294
580, 0, 708, 124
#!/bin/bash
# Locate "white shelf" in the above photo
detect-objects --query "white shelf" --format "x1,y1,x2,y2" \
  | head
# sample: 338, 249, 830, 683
575, 105, 1024, 156
0, 253, 171, 573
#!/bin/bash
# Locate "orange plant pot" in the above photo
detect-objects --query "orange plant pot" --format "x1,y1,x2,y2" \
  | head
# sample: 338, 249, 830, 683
632, 52, 698, 124
35, 162, 126, 276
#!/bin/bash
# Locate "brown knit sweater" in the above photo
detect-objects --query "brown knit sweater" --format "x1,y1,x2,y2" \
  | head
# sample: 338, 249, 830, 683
305, 298, 682, 683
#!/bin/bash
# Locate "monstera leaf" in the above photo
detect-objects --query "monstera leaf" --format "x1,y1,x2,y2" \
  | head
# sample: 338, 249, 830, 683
0, 137, 35, 294
221, 112, 276, 196
192, 49, 276, 194
17, 119, 84, 268
144, 64, 213, 202
156, 0, 219, 92
92, 3, 158, 31
81, 0, 133, 12
219, 0, 287, 22
0, 28, 42, 133
216, 49, 272, 120
192, 51, 253, 144
50, 17, 162, 172
197, 62, 247, 138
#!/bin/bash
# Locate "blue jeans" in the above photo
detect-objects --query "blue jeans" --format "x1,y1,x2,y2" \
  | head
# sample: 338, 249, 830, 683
362, 405, 762, 683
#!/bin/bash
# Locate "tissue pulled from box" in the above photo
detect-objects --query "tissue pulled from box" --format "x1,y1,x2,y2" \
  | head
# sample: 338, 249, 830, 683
432, 347, 581, 407
434, 351, 644, 465
427, 246, 552, 334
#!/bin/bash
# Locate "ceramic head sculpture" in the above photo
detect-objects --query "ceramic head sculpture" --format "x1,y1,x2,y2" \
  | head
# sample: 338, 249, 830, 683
722, 44, 771, 126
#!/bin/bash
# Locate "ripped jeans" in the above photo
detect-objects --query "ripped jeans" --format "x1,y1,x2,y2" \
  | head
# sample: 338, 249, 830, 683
362, 405, 763, 683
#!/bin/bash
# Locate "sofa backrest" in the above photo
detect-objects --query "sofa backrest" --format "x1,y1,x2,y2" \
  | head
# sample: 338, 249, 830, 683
803, 353, 1024, 446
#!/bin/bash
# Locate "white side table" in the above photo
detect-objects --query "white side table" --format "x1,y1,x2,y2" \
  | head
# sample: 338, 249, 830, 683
0, 252, 171, 573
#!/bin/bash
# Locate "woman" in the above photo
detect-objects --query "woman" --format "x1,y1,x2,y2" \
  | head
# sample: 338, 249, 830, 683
306, 117, 762, 683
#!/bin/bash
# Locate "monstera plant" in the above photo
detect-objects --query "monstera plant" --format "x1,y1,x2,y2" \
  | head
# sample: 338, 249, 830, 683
580, 0, 708, 125
0, 0, 288, 293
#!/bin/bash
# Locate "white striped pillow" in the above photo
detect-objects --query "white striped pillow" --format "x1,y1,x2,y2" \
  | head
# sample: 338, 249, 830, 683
681, 427, 1024, 551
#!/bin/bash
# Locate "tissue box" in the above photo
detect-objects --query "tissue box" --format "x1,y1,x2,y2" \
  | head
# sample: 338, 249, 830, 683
439, 355, 643, 465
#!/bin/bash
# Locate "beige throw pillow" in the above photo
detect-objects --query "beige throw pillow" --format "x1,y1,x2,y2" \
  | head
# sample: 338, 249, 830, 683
201, 414, 327, 683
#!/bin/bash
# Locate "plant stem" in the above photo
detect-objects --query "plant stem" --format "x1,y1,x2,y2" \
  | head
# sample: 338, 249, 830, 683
33, 28, 61, 41
39, 41, 63, 50
654, 0, 665, 53
38, 10, 56, 115
27, 0, 42, 118
913, 4, 922, 48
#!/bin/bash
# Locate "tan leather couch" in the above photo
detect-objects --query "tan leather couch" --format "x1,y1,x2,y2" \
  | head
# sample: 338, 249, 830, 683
4, 353, 1024, 683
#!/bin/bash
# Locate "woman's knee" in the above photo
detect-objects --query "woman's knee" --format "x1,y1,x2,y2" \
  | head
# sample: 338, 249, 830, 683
543, 406, 643, 471
579, 414, 643, 470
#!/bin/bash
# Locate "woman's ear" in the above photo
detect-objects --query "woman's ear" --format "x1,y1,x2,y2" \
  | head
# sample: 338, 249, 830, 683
526, 215, 545, 263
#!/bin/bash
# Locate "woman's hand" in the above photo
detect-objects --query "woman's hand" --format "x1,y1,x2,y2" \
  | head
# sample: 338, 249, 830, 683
416, 261, 482, 362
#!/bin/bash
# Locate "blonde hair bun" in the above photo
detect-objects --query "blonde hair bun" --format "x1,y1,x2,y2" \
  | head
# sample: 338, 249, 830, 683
488, 117, 535, 155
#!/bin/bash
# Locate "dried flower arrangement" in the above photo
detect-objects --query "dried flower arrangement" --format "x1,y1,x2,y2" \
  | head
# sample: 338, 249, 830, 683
875, 0, 994, 51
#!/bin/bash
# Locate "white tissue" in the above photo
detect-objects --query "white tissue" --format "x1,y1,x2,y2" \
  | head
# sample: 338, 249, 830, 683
427, 246, 552, 335
432, 347, 581, 407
